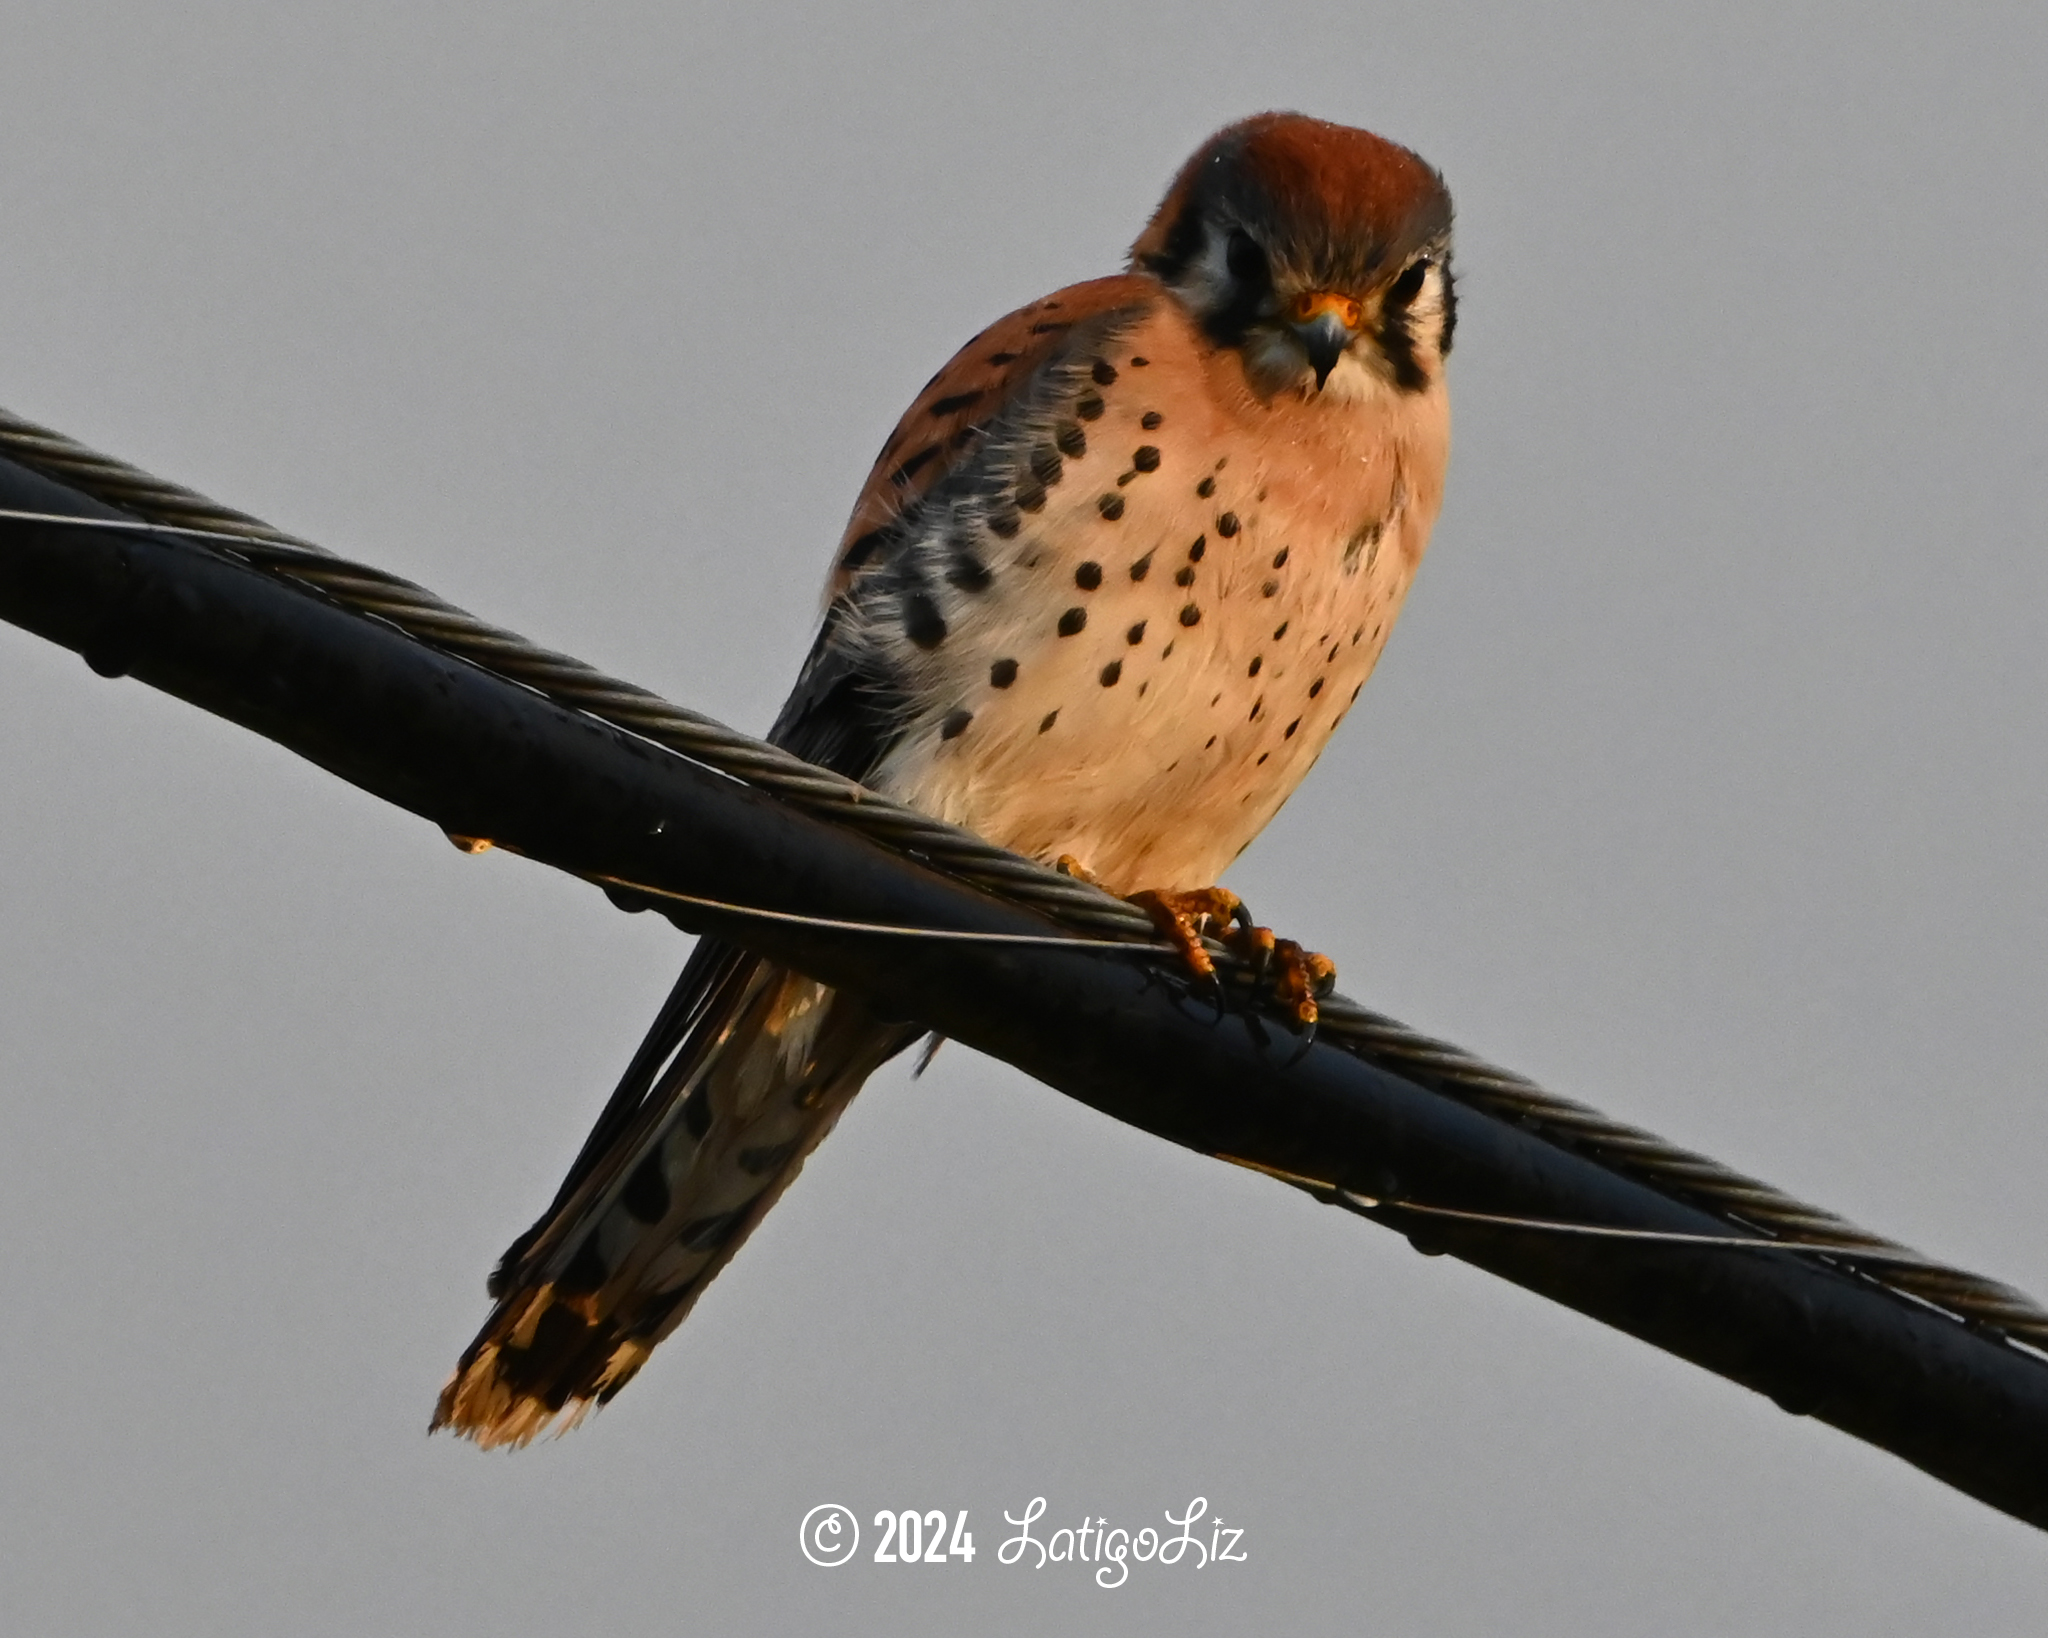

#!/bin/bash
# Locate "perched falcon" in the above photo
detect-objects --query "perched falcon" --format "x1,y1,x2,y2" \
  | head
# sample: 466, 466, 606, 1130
435, 111, 1456, 1445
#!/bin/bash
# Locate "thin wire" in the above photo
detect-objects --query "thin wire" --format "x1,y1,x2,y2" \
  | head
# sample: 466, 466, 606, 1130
582, 871, 1177, 953
0, 508, 314, 554
1337, 1192, 1960, 1272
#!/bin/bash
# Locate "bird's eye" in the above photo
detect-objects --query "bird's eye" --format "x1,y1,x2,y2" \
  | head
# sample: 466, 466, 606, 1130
1388, 260, 1430, 304
1226, 229, 1270, 285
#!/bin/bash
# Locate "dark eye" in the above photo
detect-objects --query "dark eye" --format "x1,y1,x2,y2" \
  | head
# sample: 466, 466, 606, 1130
1226, 229, 1270, 285
1388, 260, 1430, 304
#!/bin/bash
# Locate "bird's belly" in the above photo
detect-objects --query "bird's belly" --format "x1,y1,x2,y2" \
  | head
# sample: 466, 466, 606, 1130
873, 479, 1419, 894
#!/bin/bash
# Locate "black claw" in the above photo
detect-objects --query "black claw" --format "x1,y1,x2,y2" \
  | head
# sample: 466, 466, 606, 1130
1184, 967, 1227, 1023
1283, 1019, 1319, 1067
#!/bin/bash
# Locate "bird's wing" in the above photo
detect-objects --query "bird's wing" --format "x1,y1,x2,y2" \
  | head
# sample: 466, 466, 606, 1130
772, 272, 1160, 778
493, 273, 1162, 1256
437, 275, 1162, 1444
828, 273, 1160, 603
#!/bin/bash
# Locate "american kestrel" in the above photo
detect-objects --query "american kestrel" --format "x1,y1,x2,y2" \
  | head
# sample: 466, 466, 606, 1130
436, 111, 1455, 1445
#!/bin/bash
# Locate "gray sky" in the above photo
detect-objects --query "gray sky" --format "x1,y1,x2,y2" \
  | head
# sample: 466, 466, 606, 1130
3, 2, 2046, 1631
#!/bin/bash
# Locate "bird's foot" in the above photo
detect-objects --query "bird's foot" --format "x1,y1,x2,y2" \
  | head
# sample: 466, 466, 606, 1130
1269, 938, 1337, 1029
1126, 885, 1336, 1029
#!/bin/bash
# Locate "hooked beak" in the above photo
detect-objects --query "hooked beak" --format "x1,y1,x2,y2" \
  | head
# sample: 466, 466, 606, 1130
1288, 291, 1363, 391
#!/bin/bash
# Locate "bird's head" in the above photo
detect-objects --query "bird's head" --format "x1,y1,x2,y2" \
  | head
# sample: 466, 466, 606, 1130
1130, 112, 1455, 401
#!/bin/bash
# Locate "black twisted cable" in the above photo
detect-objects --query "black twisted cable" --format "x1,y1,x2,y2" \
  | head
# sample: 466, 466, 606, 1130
3, 402, 2041, 1347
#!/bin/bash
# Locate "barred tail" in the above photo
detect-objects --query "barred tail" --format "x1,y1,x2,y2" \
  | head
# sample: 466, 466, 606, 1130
434, 952, 916, 1447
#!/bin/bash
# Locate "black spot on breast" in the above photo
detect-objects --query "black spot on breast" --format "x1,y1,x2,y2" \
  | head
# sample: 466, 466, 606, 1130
1141, 411, 1163, 429
1132, 445, 1161, 472
1285, 718, 1300, 738
987, 507, 1022, 539
1075, 561, 1103, 590
1131, 356, 1150, 366
1309, 677, 1324, 697
1097, 494, 1125, 520
1126, 620, 1147, 644
1272, 546, 1290, 568
1032, 320, 1073, 335
1055, 420, 1087, 457
1161, 640, 1175, 658
840, 528, 886, 571
622, 1150, 670, 1223
1016, 478, 1048, 513
1174, 566, 1195, 586
1273, 621, 1289, 639
1130, 550, 1154, 580
1261, 580, 1279, 597
929, 389, 984, 417
1248, 656, 1262, 676
1205, 735, 1217, 748
1092, 358, 1119, 385
1249, 699, 1263, 720
1179, 604, 1202, 626
990, 658, 1018, 688
1099, 660, 1123, 687
1217, 512, 1240, 537
1057, 607, 1087, 637
902, 591, 947, 649
1344, 519, 1383, 571
989, 350, 1020, 364
1188, 536, 1206, 561
1196, 476, 1216, 498
890, 445, 941, 487
1257, 751, 1269, 765
1075, 390, 1105, 420
940, 708, 973, 740
1030, 443, 1064, 485
1039, 710, 1059, 733
681, 1081, 712, 1139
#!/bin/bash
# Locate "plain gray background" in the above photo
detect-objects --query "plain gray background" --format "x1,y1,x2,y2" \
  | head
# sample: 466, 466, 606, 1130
3, 2, 2044, 1631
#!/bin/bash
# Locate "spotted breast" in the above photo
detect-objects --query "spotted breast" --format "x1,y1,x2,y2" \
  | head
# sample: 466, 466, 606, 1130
822, 279, 1445, 893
